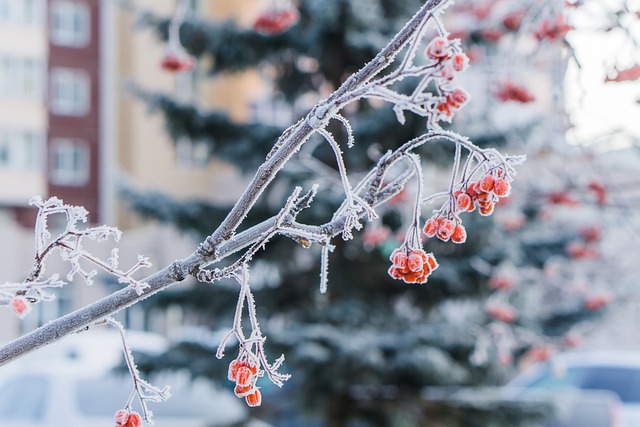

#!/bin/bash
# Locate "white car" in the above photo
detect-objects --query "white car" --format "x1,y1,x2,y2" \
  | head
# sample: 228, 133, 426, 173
508, 349, 640, 427
0, 328, 258, 427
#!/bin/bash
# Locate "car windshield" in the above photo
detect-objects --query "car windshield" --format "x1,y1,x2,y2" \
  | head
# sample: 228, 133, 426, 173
76, 375, 231, 417
526, 365, 640, 403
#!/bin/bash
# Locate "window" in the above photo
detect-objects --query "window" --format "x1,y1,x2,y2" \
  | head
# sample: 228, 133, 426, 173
175, 137, 210, 169
50, 68, 90, 116
49, 138, 89, 186
0, 130, 42, 171
0, 0, 43, 26
0, 56, 44, 100
50, 0, 89, 47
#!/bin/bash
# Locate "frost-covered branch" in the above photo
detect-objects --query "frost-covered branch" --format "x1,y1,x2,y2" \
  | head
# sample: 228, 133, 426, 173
0, 0, 526, 417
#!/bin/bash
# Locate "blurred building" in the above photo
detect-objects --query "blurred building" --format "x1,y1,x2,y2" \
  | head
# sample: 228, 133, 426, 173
0, 0, 262, 339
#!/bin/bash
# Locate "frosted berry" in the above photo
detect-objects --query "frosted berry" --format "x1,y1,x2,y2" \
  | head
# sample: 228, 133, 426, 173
426, 253, 438, 271
236, 366, 254, 387
228, 359, 242, 381
451, 224, 467, 244
447, 89, 469, 109
423, 218, 438, 237
425, 36, 449, 60
126, 412, 142, 427
246, 389, 262, 407
390, 249, 408, 269
437, 219, 455, 241
407, 252, 424, 272
478, 202, 495, 216
115, 409, 129, 426
480, 175, 495, 192
9, 296, 31, 319
235, 384, 253, 398
456, 193, 473, 212
451, 53, 469, 72
492, 178, 510, 197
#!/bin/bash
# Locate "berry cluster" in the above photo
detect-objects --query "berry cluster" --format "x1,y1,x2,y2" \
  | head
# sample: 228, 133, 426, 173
436, 88, 470, 122
456, 173, 511, 217
114, 410, 141, 427
253, 7, 299, 35
534, 14, 573, 41
388, 247, 438, 284
228, 358, 262, 407
495, 81, 535, 103
423, 216, 467, 244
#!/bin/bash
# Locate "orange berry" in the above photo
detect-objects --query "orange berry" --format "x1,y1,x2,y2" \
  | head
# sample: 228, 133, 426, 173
493, 178, 511, 197
228, 359, 242, 381
235, 384, 253, 397
245, 389, 262, 407
127, 413, 142, 427
115, 409, 129, 426
247, 363, 258, 375
437, 219, 455, 241
479, 202, 495, 216
407, 252, 424, 272
451, 224, 467, 244
236, 366, 254, 387
388, 266, 403, 280
477, 191, 492, 203
426, 253, 438, 271
480, 175, 495, 192
456, 193, 473, 211
423, 218, 438, 237
390, 248, 407, 268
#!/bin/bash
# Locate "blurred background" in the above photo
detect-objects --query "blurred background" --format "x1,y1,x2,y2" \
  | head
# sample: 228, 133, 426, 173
0, 0, 639, 426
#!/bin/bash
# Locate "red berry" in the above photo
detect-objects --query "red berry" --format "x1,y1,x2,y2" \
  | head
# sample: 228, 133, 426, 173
245, 389, 262, 407
480, 175, 495, 192
426, 253, 438, 271
228, 359, 242, 381
479, 202, 495, 216
235, 384, 253, 398
407, 252, 424, 273
236, 366, 254, 387
437, 219, 455, 241
127, 413, 142, 427
456, 193, 473, 212
115, 409, 129, 426
492, 178, 511, 197
447, 89, 469, 109
451, 224, 467, 244
423, 218, 438, 238
451, 53, 469, 72
9, 296, 31, 318
425, 36, 449, 59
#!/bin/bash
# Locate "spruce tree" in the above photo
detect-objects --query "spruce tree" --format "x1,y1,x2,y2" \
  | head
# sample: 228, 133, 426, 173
123, 1, 638, 426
